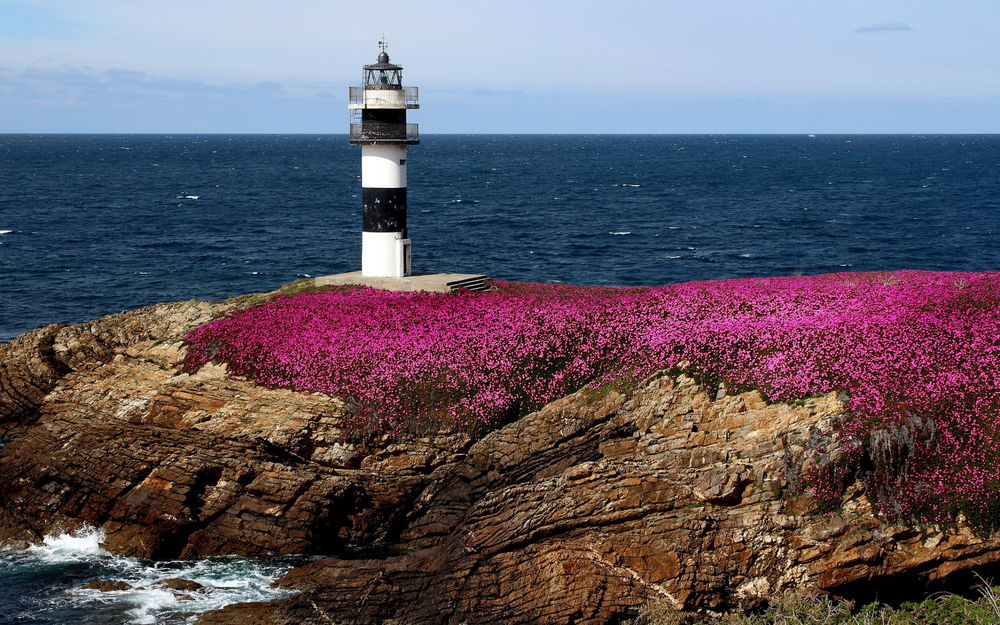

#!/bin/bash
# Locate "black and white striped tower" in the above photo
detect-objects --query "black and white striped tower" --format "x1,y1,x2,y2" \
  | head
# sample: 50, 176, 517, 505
349, 40, 419, 277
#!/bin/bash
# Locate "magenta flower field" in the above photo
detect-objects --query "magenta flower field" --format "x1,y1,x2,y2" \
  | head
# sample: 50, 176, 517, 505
181, 271, 1000, 526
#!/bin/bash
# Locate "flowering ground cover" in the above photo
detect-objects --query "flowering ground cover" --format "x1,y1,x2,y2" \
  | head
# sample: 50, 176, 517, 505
181, 271, 1000, 527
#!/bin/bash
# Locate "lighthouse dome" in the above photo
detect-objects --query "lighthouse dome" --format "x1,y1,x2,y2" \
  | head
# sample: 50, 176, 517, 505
377, 51, 389, 64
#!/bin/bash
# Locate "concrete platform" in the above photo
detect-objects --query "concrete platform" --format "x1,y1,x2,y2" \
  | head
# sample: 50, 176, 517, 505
315, 271, 489, 293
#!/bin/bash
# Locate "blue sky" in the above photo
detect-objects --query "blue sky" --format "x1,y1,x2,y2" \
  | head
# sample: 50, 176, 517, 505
1, 0, 998, 133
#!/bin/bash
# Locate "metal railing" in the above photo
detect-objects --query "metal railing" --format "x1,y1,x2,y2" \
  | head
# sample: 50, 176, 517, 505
348, 86, 419, 109
402, 86, 418, 107
348, 86, 364, 106
349, 122, 419, 143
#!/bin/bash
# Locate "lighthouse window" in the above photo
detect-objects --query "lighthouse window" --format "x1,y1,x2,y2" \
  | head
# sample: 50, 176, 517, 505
364, 69, 402, 88
399, 159, 406, 165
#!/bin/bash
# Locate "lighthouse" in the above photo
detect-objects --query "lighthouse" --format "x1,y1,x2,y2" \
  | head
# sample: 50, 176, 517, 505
349, 41, 419, 277
317, 44, 484, 293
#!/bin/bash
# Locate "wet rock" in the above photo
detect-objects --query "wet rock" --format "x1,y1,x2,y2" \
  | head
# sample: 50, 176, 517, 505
83, 580, 133, 592
154, 577, 203, 591
198, 601, 278, 624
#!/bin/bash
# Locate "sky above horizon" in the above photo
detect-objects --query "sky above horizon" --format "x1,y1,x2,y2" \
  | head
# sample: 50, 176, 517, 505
1, 0, 998, 133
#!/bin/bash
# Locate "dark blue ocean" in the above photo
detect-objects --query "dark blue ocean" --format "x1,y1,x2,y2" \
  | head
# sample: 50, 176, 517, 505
0, 134, 999, 623
2, 134, 998, 344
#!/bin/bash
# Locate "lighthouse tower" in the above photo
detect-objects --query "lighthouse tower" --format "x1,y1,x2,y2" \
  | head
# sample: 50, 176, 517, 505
349, 41, 419, 277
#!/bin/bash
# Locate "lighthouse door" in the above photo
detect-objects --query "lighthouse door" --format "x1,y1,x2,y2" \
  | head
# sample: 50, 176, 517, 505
401, 239, 412, 276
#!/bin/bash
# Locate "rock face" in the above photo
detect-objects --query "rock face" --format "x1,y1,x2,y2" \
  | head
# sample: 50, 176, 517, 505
3, 295, 1000, 624
0, 298, 467, 558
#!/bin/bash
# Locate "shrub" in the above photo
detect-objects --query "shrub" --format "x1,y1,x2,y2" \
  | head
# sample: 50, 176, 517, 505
636, 584, 1000, 625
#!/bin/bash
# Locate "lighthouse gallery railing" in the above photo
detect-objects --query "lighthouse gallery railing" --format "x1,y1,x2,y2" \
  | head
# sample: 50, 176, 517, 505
348, 86, 419, 109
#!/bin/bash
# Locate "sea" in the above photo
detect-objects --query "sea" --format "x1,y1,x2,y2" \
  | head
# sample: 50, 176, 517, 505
1, 134, 999, 623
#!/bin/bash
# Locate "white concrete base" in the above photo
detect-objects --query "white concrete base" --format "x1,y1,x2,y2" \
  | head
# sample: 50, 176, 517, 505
361, 231, 411, 278
315, 272, 488, 293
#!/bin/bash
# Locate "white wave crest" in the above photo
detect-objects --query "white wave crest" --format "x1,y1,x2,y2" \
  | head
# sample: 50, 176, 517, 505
6, 525, 297, 625
29, 525, 109, 562
81, 557, 298, 625
0, 229, 12, 235
124, 588, 179, 624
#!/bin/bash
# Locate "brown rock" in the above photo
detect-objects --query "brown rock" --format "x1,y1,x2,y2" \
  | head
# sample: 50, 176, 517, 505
197, 601, 282, 624
199, 372, 1000, 624
2, 293, 1000, 625
153, 577, 204, 591
0, 297, 466, 559
82, 580, 133, 592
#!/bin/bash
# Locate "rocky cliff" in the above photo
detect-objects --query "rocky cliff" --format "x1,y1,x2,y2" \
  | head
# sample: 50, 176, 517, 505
2, 293, 999, 624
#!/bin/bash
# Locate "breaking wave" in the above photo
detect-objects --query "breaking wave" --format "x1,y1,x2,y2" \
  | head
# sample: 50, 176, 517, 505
1, 526, 302, 625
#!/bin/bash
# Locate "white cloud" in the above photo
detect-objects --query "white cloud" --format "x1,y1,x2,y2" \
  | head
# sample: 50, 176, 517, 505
855, 23, 914, 33
2, 1, 1000, 131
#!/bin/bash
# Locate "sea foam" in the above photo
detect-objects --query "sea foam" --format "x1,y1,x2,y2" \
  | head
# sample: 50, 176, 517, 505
29, 525, 109, 562
4, 525, 299, 625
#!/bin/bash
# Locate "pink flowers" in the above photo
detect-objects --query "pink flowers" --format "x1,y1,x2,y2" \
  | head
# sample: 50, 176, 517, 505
181, 271, 1000, 526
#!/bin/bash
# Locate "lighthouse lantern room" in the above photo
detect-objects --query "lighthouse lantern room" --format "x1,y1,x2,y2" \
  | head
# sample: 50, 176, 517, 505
349, 40, 419, 278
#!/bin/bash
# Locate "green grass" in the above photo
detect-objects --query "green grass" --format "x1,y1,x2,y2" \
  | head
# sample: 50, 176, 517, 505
214, 278, 343, 314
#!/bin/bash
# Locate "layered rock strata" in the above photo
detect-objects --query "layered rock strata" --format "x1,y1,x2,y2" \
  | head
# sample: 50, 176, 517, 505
0, 298, 469, 558
2, 294, 999, 624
